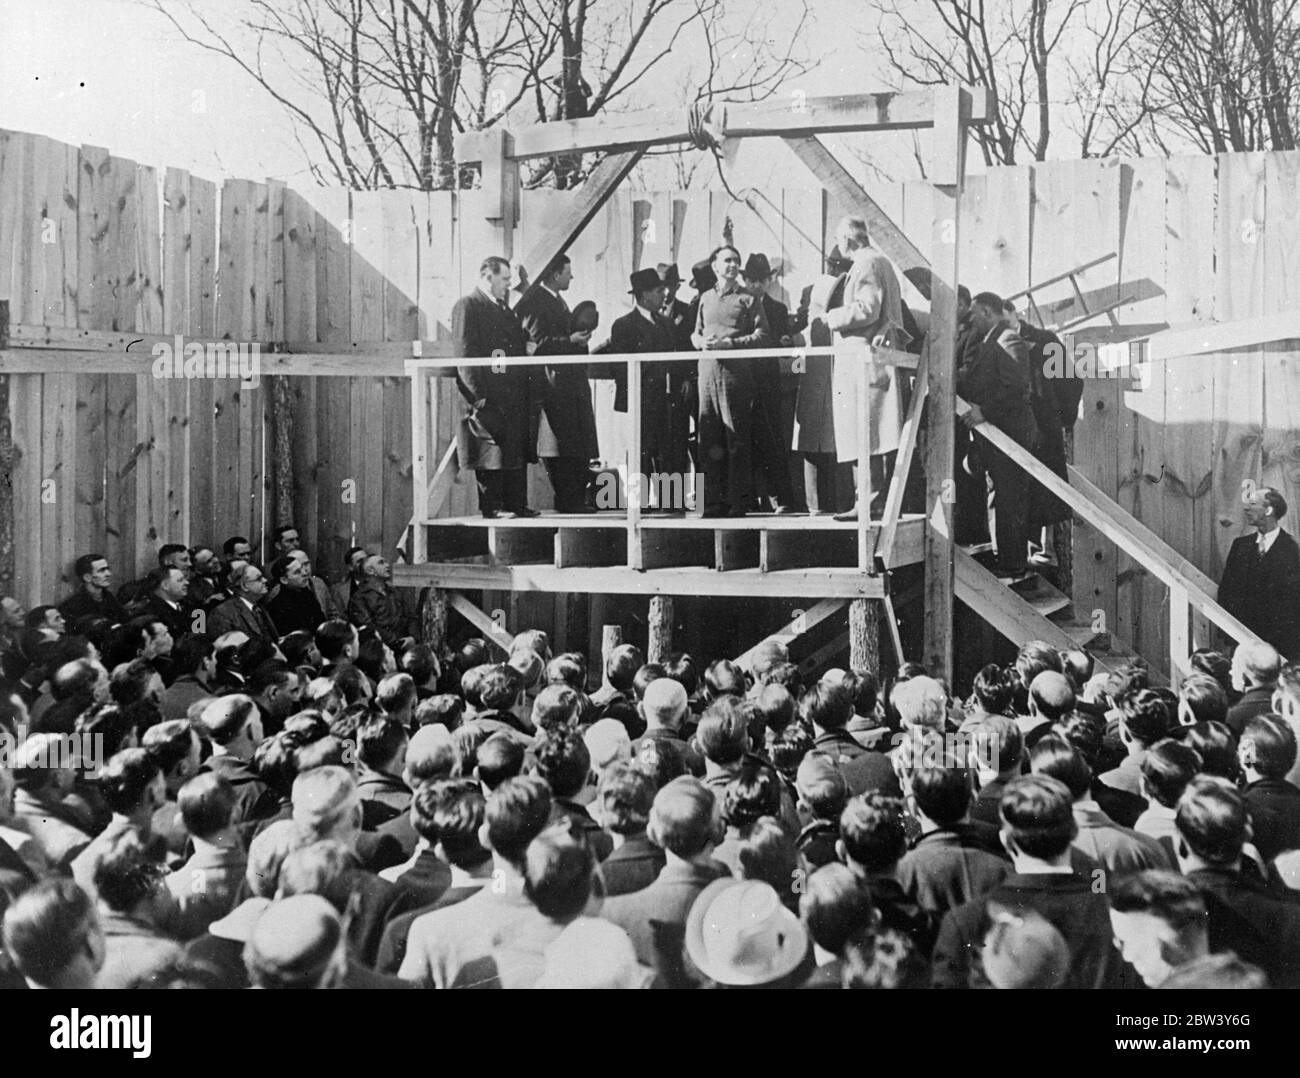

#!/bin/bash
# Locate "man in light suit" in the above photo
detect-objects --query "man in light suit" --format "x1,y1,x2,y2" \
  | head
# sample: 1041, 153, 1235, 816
514, 255, 596, 513
816, 216, 911, 522
208, 563, 279, 645
452, 256, 536, 519
1218, 486, 1300, 661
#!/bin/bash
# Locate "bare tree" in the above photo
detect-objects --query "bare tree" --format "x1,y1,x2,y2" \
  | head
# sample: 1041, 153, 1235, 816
154, 0, 814, 191
1122, 0, 1300, 153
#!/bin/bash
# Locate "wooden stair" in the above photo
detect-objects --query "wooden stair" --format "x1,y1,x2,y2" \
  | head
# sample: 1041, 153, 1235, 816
954, 546, 1143, 675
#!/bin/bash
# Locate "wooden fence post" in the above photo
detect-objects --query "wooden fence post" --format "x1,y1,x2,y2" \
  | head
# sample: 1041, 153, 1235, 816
849, 598, 880, 673
648, 595, 674, 664
0, 300, 11, 597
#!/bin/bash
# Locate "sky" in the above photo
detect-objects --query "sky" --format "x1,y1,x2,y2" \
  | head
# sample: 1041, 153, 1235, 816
0, 0, 925, 190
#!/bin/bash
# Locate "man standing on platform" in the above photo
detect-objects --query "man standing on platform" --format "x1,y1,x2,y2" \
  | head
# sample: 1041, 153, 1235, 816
608, 269, 684, 495
743, 253, 797, 515
452, 256, 537, 520
1218, 486, 1300, 660
957, 292, 1037, 581
692, 245, 770, 518
658, 263, 698, 473
819, 216, 910, 523
514, 256, 596, 514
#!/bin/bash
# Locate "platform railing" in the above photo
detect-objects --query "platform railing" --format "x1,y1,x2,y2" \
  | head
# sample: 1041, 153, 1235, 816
405, 341, 920, 573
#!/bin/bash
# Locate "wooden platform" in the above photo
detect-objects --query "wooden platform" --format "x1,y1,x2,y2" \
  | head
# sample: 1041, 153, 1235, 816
394, 512, 926, 598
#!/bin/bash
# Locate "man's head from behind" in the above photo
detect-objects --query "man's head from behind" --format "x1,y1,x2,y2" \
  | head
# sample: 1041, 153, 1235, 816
483, 775, 553, 869
244, 894, 347, 989
292, 765, 361, 847
532, 684, 582, 736
647, 776, 720, 859
1175, 776, 1249, 870
98, 747, 165, 820
640, 677, 688, 733
998, 774, 1077, 864
3, 878, 104, 989
891, 675, 947, 732
838, 793, 908, 874
1238, 714, 1298, 781
597, 763, 656, 837
696, 696, 750, 765
410, 778, 490, 870
1231, 639, 1282, 693
179, 772, 237, 843
1109, 871, 1209, 988
201, 694, 263, 755
524, 829, 597, 924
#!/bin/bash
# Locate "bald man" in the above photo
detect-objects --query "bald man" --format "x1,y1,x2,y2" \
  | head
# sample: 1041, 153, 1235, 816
1022, 671, 1075, 751
244, 895, 348, 989
346, 555, 414, 651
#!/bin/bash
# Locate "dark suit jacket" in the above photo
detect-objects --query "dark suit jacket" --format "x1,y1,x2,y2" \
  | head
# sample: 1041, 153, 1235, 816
208, 596, 279, 644
601, 833, 666, 897
373, 883, 485, 975
955, 322, 1035, 446
1218, 529, 1300, 660
1243, 778, 1300, 861
200, 753, 276, 829
607, 307, 685, 465
895, 828, 1011, 917
932, 871, 1134, 989
59, 588, 128, 627
602, 859, 729, 988
452, 289, 532, 470
385, 847, 452, 908
515, 285, 598, 460
143, 594, 191, 640
1189, 866, 1300, 988
1226, 684, 1278, 737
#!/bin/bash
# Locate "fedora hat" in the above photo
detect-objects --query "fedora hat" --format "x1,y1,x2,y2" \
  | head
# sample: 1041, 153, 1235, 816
628, 267, 663, 295
689, 258, 717, 292
685, 878, 809, 987
656, 262, 682, 287
743, 253, 773, 281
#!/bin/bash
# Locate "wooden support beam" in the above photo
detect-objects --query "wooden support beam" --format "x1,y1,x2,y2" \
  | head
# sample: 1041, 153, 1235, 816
784, 136, 931, 297
648, 596, 673, 664
457, 88, 996, 162
515, 150, 645, 308
878, 344, 929, 568
0, 300, 11, 596
954, 546, 1079, 652
882, 593, 905, 668
601, 624, 623, 693
446, 591, 515, 652
1145, 311, 1300, 362
734, 599, 848, 670
479, 127, 518, 228
849, 599, 880, 673
921, 86, 969, 683
270, 374, 294, 531
798, 632, 851, 677
421, 588, 448, 655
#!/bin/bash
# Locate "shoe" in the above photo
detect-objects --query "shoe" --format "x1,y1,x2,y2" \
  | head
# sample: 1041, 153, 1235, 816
483, 510, 518, 520
833, 506, 860, 522
510, 506, 540, 518
772, 505, 796, 516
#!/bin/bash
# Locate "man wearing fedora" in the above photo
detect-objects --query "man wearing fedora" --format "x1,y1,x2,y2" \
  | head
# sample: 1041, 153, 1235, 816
452, 256, 537, 519
608, 269, 684, 493
515, 255, 597, 514
692, 245, 772, 517
743, 252, 798, 514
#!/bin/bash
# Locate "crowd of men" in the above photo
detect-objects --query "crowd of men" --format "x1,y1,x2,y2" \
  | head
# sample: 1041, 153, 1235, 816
454, 216, 1079, 576
3, 526, 1300, 988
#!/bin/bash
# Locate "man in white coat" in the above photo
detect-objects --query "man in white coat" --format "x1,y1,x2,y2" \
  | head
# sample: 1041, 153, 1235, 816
818, 216, 910, 522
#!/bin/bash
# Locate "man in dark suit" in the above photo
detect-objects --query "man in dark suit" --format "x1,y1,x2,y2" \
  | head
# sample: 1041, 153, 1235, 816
596, 764, 665, 896
957, 291, 1038, 579
208, 564, 279, 645
1226, 638, 1282, 736
142, 567, 192, 642
657, 264, 698, 473
932, 775, 1134, 988
1218, 485, 1300, 660
601, 776, 727, 987
1238, 715, 1300, 861
743, 253, 796, 514
515, 255, 597, 513
60, 553, 128, 627
452, 255, 536, 519
1175, 776, 1300, 987
1003, 301, 1072, 558
607, 269, 689, 488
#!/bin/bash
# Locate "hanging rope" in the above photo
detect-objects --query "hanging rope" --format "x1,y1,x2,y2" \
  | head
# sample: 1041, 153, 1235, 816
686, 98, 755, 214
